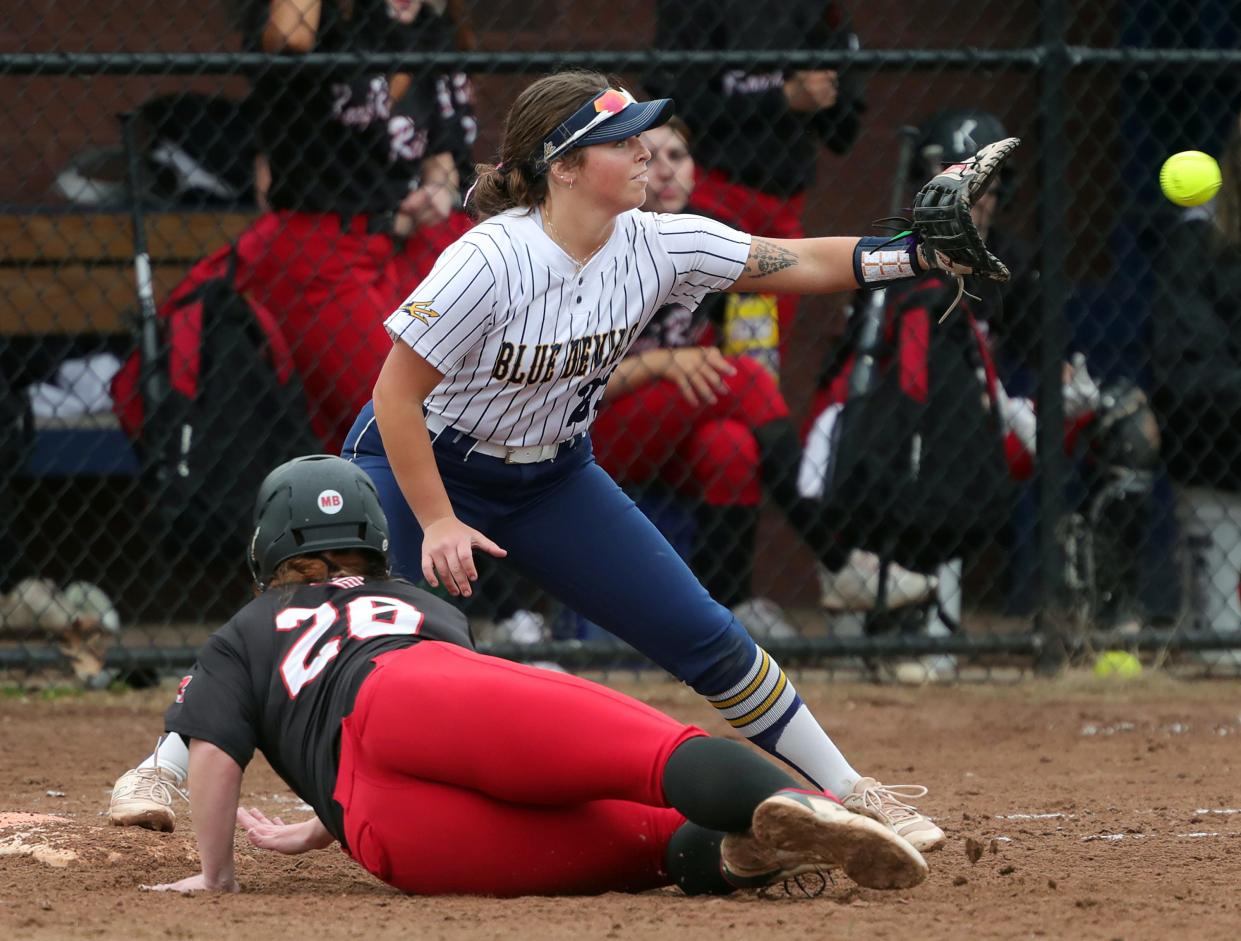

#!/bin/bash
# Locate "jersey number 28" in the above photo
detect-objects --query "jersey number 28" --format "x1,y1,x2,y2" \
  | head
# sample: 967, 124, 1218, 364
277, 596, 424, 698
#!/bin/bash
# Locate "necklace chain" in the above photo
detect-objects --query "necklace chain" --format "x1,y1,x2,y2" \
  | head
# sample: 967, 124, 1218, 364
543, 210, 606, 271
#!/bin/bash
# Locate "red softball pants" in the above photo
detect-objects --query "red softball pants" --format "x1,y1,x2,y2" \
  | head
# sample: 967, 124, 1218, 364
592, 355, 789, 506
334, 643, 705, 896
234, 210, 472, 452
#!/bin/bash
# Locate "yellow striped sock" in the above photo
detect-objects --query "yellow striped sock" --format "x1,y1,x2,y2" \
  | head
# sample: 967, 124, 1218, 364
707, 647, 799, 737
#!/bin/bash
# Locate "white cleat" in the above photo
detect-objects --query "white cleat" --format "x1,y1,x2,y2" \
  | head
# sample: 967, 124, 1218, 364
730, 597, 799, 641
108, 768, 183, 832
493, 609, 546, 645
819, 550, 938, 611
888, 655, 959, 685
844, 778, 947, 853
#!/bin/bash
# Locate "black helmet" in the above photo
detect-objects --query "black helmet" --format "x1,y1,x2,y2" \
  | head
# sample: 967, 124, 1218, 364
248, 455, 390, 588
915, 108, 1008, 169
912, 109, 1011, 195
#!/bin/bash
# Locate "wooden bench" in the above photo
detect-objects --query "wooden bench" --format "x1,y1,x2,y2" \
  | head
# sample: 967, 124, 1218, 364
3, 210, 255, 476
0, 211, 256, 335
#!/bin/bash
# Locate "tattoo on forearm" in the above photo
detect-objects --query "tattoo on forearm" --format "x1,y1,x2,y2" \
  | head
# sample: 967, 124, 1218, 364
745, 239, 798, 278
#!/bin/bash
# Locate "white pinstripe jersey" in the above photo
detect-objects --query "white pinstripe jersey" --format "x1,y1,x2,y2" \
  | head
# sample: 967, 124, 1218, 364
385, 207, 752, 446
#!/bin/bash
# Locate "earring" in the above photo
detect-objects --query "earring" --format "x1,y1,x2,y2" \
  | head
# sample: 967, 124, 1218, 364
569, 178, 575, 190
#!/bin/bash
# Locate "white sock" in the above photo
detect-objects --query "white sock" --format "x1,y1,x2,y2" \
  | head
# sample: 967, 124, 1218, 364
705, 647, 861, 798
136, 733, 189, 784
774, 704, 860, 798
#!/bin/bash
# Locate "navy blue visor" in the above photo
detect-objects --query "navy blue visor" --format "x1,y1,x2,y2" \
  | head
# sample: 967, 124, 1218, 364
538, 88, 675, 168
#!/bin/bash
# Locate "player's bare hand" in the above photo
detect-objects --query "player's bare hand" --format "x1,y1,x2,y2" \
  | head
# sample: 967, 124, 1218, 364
141, 872, 239, 894
237, 806, 284, 829
384, 0, 422, 24
398, 183, 456, 232
660, 347, 736, 406
396, 189, 430, 233
421, 517, 507, 597
238, 807, 334, 855
423, 181, 458, 222
784, 70, 839, 112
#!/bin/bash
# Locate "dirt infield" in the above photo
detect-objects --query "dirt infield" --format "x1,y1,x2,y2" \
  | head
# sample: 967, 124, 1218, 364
3, 675, 1240, 940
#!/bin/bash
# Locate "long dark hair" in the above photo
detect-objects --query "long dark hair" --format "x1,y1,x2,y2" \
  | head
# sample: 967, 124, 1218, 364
467, 70, 611, 220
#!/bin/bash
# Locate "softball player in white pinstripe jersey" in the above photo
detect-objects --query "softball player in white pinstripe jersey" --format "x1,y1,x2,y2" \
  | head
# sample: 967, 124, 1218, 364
344, 70, 968, 851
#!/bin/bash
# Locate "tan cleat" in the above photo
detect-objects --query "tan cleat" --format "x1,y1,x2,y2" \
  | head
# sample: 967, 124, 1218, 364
844, 778, 947, 853
723, 788, 928, 892
108, 768, 183, 832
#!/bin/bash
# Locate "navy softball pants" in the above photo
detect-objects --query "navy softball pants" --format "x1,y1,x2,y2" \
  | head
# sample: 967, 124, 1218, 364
343, 402, 756, 694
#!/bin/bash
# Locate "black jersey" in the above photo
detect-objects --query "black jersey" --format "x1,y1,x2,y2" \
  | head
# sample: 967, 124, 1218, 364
628, 208, 727, 356
164, 577, 471, 845
648, 0, 865, 197
629, 294, 721, 356
1153, 209, 1241, 408
256, 2, 475, 215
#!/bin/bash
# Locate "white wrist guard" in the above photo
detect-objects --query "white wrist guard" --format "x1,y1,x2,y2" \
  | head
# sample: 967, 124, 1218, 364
853, 234, 926, 286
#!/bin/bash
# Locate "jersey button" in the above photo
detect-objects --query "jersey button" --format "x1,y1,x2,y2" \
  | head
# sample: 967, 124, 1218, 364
576, 296, 582, 303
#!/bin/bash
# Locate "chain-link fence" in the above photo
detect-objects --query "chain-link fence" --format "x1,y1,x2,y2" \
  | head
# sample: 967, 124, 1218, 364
2, 0, 1241, 684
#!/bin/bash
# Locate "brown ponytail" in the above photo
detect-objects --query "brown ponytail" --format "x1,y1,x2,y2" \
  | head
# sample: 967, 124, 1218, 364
265, 549, 388, 591
467, 69, 613, 220
467, 161, 546, 220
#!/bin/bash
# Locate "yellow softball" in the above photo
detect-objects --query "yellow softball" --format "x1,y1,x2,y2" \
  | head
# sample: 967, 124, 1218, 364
1159, 151, 1222, 207
1093, 650, 1142, 679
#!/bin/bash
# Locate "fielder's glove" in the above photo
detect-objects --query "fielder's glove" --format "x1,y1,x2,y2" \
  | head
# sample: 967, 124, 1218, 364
912, 137, 1021, 282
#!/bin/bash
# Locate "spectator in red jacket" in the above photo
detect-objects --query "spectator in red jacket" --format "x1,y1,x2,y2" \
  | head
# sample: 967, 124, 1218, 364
237, 0, 475, 452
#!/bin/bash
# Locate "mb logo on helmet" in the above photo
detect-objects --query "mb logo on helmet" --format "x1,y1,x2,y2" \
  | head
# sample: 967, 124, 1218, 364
249, 455, 393, 590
